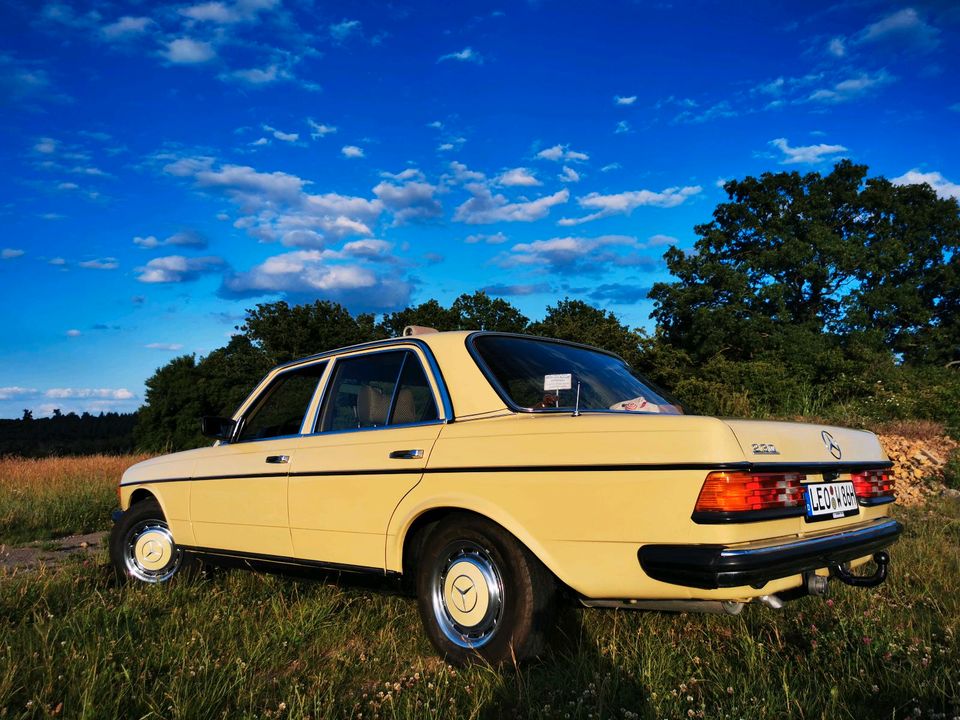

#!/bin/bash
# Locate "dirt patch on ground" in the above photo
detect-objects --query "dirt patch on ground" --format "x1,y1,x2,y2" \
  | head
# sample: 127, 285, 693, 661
877, 433, 958, 506
0, 531, 107, 573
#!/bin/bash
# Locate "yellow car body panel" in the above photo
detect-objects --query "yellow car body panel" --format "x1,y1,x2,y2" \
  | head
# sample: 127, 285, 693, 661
119, 330, 898, 603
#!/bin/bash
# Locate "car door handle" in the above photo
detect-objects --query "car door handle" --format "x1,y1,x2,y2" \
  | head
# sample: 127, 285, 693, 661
389, 449, 423, 460
265, 455, 289, 464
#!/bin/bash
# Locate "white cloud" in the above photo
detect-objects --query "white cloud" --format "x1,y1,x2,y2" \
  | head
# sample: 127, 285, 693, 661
1, 248, 24, 259
559, 185, 701, 225
891, 169, 960, 201
828, 37, 846, 57
0, 386, 37, 400
180, 0, 279, 24
770, 137, 848, 164
263, 124, 299, 142
251, 137, 269, 146
497, 235, 653, 273
226, 65, 291, 85
164, 38, 216, 64
495, 168, 542, 187
614, 95, 637, 106
536, 144, 589, 162
372, 177, 442, 223
49, 257, 66, 265
454, 186, 569, 224
646, 234, 678, 247
341, 145, 364, 158
181, 2, 239, 23
465, 232, 508, 245
330, 19, 361, 41
66, 329, 82, 337
45, 387, 135, 400
77, 257, 119, 270
614, 120, 630, 134
558, 166, 580, 183
601, 163, 621, 173
145, 343, 185, 351
133, 230, 207, 249
808, 70, 893, 103
34, 137, 57, 154
673, 100, 737, 124
136, 255, 225, 283
221, 250, 411, 308
162, 156, 391, 245
444, 161, 486, 185
101, 16, 152, 39
308, 119, 336, 139
856, 8, 939, 49
381, 168, 424, 182
438, 47, 482, 64
437, 143, 454, 152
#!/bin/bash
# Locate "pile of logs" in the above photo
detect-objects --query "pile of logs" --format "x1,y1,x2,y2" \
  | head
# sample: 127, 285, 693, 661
877, 433, 958, 506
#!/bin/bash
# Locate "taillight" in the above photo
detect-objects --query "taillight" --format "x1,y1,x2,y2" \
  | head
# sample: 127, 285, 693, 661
851, 470, 895, 504
695, 471, 806, 514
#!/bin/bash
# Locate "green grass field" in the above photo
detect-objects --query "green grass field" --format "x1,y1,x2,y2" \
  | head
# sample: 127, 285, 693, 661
1, 457, 958, 719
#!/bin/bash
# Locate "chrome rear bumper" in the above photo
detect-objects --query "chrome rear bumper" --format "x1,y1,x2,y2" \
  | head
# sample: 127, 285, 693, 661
638, 518, 903, 590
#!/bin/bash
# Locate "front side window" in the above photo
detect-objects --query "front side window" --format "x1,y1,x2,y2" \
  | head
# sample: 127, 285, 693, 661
318, 351, 439, 432
471, 335, 682, 414
236, 362, 327, 442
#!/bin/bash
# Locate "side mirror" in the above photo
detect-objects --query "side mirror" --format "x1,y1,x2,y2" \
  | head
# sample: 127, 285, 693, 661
201, 416, 237, 441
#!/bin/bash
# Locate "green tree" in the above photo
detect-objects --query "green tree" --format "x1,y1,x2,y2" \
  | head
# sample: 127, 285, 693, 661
451, 291, 529, 332
240, 300, 383, 364
649, 161, 960, 367
529, 298, 645, 367
378, 299, 460, 337
135, 355, 205, 451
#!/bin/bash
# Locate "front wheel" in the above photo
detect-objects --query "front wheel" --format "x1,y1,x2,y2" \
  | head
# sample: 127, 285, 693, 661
110, 498, 188, 583
415, 514, 556, 665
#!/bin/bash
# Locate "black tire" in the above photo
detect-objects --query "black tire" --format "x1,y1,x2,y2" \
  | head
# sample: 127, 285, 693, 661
109, 498, 192, 583
415, 513, 556, 665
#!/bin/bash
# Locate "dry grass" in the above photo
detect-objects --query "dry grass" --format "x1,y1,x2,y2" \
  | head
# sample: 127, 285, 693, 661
0, 454, 149, 545
870, 419, 948, 442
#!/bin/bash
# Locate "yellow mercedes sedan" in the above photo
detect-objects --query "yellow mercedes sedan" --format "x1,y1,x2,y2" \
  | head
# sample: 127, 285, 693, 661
111, 329, 901, 664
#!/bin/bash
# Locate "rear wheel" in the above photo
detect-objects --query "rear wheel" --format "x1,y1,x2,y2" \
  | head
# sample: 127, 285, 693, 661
110, 499, 189, 583
415, 514, 556, 665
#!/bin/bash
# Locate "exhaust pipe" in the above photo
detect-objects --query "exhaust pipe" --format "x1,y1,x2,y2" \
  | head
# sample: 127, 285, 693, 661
757, 594, 784, 610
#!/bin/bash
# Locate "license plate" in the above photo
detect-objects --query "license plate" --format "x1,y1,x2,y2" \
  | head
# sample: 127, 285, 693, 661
804, 481, 859, 521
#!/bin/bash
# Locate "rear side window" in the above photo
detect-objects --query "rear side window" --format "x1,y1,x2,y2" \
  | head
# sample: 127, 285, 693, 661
237, 362, 327, 442
318, 351, 439, 433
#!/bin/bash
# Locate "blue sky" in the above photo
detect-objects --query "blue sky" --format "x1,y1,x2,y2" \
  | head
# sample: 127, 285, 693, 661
1, 0, 958, 418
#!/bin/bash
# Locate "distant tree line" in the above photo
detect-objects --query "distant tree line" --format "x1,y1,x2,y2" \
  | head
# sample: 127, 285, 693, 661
5, 161, 958, 457
0, 410, 138, 457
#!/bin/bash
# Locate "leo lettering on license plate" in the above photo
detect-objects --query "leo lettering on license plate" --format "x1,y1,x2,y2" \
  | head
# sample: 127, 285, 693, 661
804, 481, 860, 522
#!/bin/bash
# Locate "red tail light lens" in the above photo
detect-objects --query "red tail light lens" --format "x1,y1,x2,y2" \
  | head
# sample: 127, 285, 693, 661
851, 470, 895, 501
695, 471, 806, 513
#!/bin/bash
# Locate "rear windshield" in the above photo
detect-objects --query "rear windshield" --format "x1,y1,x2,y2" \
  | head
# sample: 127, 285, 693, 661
471, 335, 682, 414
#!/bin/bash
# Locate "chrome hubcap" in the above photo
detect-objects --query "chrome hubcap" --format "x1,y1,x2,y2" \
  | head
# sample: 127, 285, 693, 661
124, 520, 181, 583
431, 541, 503, 648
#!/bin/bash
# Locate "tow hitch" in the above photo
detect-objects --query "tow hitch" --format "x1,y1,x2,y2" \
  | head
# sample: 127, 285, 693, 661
829, 550, 890, 588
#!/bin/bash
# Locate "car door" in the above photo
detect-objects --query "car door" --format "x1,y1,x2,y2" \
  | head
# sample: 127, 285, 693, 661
190, 360, 329, 557
289, 347, 445, 569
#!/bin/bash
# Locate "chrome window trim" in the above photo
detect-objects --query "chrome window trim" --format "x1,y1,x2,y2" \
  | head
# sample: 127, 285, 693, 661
222, 338, 454, 447
231, 360, 330, 445
465, 331, 683, 415
312, 346, 445, 435
301, 418, 447, 439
